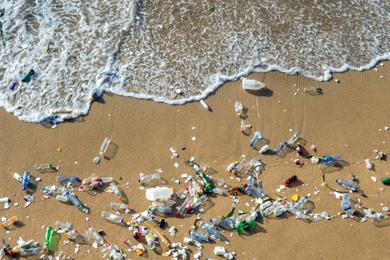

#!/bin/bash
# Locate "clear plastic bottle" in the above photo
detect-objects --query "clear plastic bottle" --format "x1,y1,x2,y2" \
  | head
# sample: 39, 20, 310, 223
110, 182, 122, 197
101, 211, 126, 226
341, 194, 351, 211
201, 223, 227, 243
210, 217, 235, 231
321, 155, 341, 166
139, 172, 164, 186
110, 202, 130, 212
189, 230, 212, 243
66, 192, 89, 214
57, 176, 81, 187
87, 227, 105, 246
249, 131, 262, 149
35, 163, 59, 173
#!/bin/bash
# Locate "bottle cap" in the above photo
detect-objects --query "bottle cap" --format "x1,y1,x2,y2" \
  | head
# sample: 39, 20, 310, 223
311, 156, 320, 165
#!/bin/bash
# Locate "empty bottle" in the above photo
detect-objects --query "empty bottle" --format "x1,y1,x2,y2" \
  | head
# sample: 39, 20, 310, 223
66, 192, 89, 214
138, 172, 164, 187
149, 200, 175, 215
304, 87, 323, 95
111, 202, 130, 212
57, 176, 81, 187
21, 171, 31, 191
210, 217, 235, 231
189, 230, 213, 243
35, 164, 59, 173
87, 227, 105, 246
21, 69, 36, 83
145, 187, 174, 201
341, 194, 351, 211
202, 223, 228, 243
176, 196, 193, 217
336, 178, 359, 192
0, 216, 18, 228
101, 211, 127, 226
233, 219, 257, 233
320, 155, 341, 166
249, 131, 262, 149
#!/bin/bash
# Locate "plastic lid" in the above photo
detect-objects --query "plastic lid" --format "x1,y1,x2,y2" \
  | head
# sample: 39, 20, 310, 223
311, 156, 320, 165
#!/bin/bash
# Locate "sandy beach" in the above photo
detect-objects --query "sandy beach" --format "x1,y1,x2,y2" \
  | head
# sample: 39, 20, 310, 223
0, 62, 390, 259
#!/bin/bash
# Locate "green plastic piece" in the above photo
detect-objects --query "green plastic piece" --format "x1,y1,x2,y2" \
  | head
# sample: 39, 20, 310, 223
382, 177, 390, 185
44, 226, 61, 253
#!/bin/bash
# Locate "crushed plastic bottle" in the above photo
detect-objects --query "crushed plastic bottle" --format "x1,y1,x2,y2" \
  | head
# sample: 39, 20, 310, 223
57, 176, 81, 187
249, 131, 263, 149
336, 177, 359, 192
35, 163, 59, 173
189, 230, 213, 243
214, 246, 235, 260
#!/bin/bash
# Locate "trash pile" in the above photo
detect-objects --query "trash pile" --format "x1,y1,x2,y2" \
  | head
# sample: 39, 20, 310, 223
1, 104, 390, 259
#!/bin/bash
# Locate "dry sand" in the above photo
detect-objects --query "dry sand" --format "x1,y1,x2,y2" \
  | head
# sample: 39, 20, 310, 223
0, 62, 390, 259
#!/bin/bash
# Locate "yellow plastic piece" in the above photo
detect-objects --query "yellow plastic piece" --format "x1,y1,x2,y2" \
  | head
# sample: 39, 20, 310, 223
291, 194, 300, 202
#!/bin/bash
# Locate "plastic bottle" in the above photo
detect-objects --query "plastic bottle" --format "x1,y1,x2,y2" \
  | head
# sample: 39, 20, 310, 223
233, 219, 257, 233
0, 216, 18, 228
341, 194, 351, 211
87, 227, 105, 245
21, 171, 31, 191
249, 131, 262, 149
336, 178, 358, 192
186, 195, 207, 213
320, 155, 341, 166
35, 163, 59, 173
66, 192, 89, 214
210, 217, 235, 231
21, 69, 35, 83
101, 211, 127, 226
294, 195, 310, 209
183, 237, 202, 248
304, 87, 323, 95
149, 200, 175, 215
201, 223, 227, 243
43, 227, 61, 253
57, 176, 81, 187
110, 182, 122, 197
176, 196, 193, 217
189, 230, 212, 243
139, 172, 163, 186
111, 202, 130, 212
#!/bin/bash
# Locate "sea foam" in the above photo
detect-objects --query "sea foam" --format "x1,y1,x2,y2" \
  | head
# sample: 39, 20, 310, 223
0, 0, 389, 123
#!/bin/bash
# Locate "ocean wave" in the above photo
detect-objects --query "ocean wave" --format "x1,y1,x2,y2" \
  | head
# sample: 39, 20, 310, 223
0, 0, 389, 123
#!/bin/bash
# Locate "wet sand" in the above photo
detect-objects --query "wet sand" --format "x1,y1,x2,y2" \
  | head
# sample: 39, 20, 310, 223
0, 62, 389, 259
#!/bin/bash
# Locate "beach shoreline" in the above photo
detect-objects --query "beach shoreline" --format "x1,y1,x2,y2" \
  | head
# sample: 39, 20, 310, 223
0, 63, 389, 259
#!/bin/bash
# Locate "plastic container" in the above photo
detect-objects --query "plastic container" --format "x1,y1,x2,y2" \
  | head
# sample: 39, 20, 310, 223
146, 187, 174, 202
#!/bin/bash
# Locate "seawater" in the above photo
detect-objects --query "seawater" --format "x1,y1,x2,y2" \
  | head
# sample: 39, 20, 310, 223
0, 0, 389, 123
